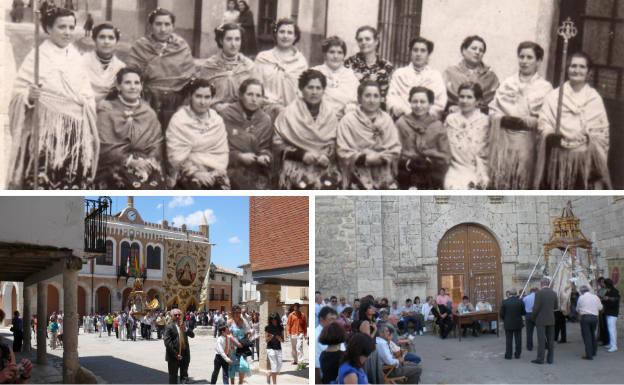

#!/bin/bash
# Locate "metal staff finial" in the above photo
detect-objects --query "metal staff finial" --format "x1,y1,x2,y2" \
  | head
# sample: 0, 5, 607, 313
558, 18, 578, 42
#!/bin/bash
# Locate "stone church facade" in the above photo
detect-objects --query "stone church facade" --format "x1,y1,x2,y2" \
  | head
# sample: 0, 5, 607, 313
316, 196, 624, 308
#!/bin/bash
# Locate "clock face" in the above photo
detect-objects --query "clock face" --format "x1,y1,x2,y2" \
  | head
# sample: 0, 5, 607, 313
128, 211, 137, 222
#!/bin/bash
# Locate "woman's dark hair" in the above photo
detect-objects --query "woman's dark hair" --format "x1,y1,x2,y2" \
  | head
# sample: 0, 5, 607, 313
41, 7, 76, 34
298, 69, 327, 91
239, 78, 265, 96
357, 80, 381, 99
355, 25, 379, 42
461, 35, 487, 54
238, 1, 250, 13
458, 81, 484, 100
322, 35, 347, 56
517, 41, 544, 61
319, 322, 347, 346
341, 307, 353, 317
106, 67, 144, 100
357, 299, 375, 322
341, 334, 376, 368
568, 51, 593, 71
409, 86, 434, 104
268, 312, 281, 325
410, 36, 434, 54
92, 22, 121, 42
215, 22, 245, 49
604, 278, 614, 289
148, 8, 176, 25
273, 18, 301, 45
231, 305, 242, 313
184, 78, 216, 99
414, 296, 421, 302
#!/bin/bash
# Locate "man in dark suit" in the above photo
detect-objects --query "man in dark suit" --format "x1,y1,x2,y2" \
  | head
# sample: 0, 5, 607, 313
531, 278, 558, 364
164, 309, 195, 384
500, 288, 526, 359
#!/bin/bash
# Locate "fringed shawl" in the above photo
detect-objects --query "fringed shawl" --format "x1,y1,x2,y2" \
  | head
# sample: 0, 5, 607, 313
490, 73, 553, 119
387, 64, 448, 118
337, 108, 401, 189
444, 60, 500, 110
167, 106, 229, 174
534, 82, 611, 189
96, 98, 163, 174
312, 64, 359, 119
197, 53, 255, 105
254, 48, 308, 106
127, 34, 196, 92
85, 50, 126, 102
8, 40, 99, 189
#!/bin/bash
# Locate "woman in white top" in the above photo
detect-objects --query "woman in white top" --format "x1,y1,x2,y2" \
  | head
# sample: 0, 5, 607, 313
85, 23, 126, 102
223, 0, 240, 24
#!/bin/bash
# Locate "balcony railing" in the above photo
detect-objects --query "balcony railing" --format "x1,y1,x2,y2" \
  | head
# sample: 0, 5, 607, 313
209, 294, 230, 301
84, 197, 112, 255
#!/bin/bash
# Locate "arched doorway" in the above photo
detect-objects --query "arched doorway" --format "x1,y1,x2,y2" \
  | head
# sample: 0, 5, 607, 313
78, 286, 87, 319
122, 288, 133, 312
95, 287, 111, 314
11, 285, 17, 314
47, 285, 60, 315
437, 224, 503, 310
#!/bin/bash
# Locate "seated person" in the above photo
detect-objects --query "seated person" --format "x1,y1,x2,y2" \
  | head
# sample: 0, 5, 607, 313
431, 303, 454, 339
387, 315, 421, 364
376, 324, 422, 384
457, 296, 481, 337
390, 301, 402, 317
420, 296, 436, 333
476, 296, 497, 333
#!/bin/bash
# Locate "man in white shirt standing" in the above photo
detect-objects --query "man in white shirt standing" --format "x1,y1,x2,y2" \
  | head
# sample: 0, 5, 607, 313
376, 324, 422, 384
523, 288, 537, 351
577, 285, 603, 360
337, 297, 351, 315
315, 291, 325, 327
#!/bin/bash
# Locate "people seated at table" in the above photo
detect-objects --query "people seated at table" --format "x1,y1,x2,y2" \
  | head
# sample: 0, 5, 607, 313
431, 303, 454, 339
476, 295, 497, 333
458, 296, 481, 337
376, 324, 423, 384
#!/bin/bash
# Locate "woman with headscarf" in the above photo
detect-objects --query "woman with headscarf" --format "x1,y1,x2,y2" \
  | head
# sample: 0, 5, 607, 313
273, 69, 341, 190
85, 23, 126, 102
220, 79, 273, 190
7, 7, 99, 190
96, 67, 165, 189
197, 23, 254, 111
167, 80, 230, 189
312, 36, 360, 120
489, 41, 553, 190
126, 8, 196, 131
344, 26, 394, 111
443, 35, 500, 114
254, 18, 308, 121
534, 52, 611, 190
237, 1, 257, 57
337, 81, 401, 190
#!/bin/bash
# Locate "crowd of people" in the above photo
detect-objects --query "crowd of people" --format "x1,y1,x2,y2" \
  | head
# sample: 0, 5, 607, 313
4, 4, 613, 190
315, 277, 620, 383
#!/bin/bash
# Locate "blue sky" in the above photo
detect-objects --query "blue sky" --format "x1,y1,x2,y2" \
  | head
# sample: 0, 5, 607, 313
88, 196, 249, 272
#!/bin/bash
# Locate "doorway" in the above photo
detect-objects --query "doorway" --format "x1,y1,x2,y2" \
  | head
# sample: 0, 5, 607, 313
437, 224, 503, 310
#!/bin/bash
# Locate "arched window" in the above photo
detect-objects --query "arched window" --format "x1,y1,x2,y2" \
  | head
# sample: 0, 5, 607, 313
147, 245, 161, 269
120, 241, 131, 273
97, 240, 114, 265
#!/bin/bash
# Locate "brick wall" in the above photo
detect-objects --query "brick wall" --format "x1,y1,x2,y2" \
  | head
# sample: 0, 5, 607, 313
250, 197, 309, 272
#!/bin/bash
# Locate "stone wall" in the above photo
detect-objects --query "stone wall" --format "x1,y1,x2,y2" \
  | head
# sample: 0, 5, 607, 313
315, 196, 619, 303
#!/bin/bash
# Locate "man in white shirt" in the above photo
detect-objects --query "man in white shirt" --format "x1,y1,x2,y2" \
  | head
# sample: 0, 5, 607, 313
401, 299, 415, 316
315, 307, 344, 384
476, 296, 496, 332
390, 301, 402, 317
337, 297, 351, 315
315, 291, 325, 327
577, 285, 603, 360
523, 288, 537, 351
376, 324, 422, 384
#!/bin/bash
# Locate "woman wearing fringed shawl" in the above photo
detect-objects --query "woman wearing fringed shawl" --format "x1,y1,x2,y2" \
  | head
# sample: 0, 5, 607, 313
85, 23, 126, 103
387, 37, 447, 121
95, 68, 165, 190
489, 42, 553, 190
337, 81, 402, 190
443, 35, 499, 114
126, 8, 196, 131
197, 23, 254, 111
7, 8, 99, 190
535, 52, 612, 190
167, 80, 230, 190
273, 69, 341, 190
396, 87, 451, 190
254, 18, 308, 121
444, 82, 490, 190
220, 79, 273, 190
312, 36, 359, 120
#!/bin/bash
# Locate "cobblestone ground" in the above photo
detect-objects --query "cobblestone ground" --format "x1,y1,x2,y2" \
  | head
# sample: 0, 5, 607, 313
2, 327, 310, 384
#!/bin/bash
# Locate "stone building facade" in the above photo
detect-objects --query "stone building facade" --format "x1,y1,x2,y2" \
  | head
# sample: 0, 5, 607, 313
316, 196, 624, 308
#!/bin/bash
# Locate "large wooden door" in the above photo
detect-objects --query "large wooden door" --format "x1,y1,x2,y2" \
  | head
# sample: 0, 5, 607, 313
556, 0, 624, 188
437, 224, 502, 310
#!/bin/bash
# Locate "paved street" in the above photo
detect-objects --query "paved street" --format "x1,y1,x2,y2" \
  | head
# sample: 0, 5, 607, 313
2, 326, 309, 384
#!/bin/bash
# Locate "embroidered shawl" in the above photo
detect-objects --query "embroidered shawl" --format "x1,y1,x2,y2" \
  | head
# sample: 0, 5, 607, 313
253, 48, 308, 106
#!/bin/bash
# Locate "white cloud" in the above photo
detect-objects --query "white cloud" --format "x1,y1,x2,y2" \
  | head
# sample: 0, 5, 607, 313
168, 196, 194, 209
228, 236, 241, 244
157, 203, 163, 209
171, 209, 217, 228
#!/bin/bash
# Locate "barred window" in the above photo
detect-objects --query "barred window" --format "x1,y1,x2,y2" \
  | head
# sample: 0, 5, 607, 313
378, 0, 423, 67
96, 240, 114, 266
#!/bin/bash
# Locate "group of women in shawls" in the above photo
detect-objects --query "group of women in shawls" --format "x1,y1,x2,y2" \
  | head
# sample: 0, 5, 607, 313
5, 5, 612, 191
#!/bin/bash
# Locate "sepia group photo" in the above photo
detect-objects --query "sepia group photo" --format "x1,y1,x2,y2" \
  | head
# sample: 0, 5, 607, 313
1, 0, 622, 191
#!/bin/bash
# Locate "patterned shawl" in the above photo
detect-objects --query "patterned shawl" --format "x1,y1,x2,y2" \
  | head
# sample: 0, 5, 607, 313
85, 50, 126, 102
197, 53, 255, 105
254, 48, 308, 106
